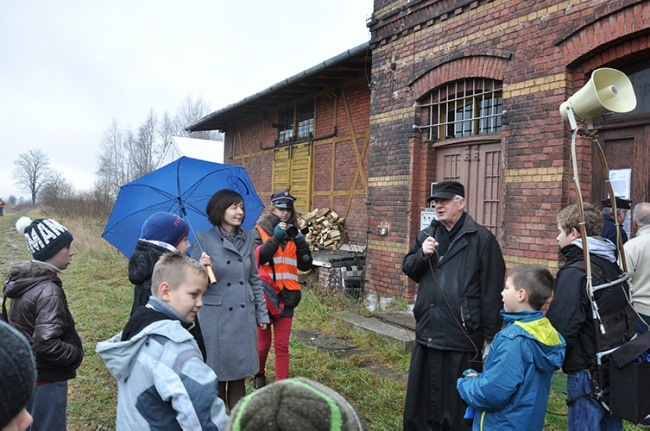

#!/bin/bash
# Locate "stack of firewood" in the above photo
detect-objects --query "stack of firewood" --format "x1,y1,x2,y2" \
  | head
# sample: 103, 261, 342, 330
298, 207, 347, 251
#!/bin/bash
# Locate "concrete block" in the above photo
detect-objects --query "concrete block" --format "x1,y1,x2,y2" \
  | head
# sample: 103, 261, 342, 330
336, 310, 415, 353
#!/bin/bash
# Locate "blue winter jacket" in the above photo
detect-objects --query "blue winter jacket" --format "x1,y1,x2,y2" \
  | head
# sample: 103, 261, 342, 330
457, 310, 565, 430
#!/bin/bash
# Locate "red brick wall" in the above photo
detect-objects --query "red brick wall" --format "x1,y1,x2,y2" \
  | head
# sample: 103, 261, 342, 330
365, 0, 650, 300
223, 78, 371, 244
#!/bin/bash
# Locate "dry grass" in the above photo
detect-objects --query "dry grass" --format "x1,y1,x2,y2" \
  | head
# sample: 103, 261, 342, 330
0, 208, 645, 430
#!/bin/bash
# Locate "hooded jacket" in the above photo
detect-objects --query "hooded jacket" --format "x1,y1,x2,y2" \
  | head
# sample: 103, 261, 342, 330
4, 260, 83, 382
457, 310, 565, 431
128, 239, 176, 315
546, 238, 633, 373
128, 239, 207, 360
402, 213, 506, 351
96, 299, 228, 431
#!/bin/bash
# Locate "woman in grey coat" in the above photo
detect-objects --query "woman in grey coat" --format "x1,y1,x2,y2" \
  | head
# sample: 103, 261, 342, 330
191, 189, 269, 411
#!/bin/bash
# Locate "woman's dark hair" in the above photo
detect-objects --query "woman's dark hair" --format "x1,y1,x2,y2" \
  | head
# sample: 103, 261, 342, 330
206, 189, 245, 227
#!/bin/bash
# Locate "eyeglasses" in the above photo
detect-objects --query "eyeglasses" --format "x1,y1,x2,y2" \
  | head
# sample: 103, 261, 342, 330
432, 197, 459, 205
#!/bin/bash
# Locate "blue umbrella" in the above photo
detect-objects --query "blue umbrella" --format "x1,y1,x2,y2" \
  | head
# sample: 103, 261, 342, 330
102, 156, 265, 259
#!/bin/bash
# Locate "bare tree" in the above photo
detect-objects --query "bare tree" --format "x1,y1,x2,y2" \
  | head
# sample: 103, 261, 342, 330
94, 95, 222, 203
40, 171, 74, 207
96, 120, 129, 199
175, 95, 222, 141
157, 111, 177, 164
132, 110, 158, 177
12, 148, 53, 205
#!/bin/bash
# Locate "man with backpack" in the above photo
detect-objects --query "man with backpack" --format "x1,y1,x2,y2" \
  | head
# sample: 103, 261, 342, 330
546, 203, 635, 430
252, 191, 312, 389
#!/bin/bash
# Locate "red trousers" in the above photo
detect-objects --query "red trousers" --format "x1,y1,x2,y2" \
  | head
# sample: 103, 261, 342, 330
257, 316, 293, 381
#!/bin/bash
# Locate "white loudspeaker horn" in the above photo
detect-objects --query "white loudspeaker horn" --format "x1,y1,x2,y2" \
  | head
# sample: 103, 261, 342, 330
560, 68, 637, 124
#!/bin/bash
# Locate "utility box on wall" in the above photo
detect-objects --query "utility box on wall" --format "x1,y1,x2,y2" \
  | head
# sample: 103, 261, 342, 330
420, 209, 437, 230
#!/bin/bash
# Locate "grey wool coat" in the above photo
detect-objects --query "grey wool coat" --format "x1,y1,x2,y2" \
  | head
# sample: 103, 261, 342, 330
191, 227, 269, 381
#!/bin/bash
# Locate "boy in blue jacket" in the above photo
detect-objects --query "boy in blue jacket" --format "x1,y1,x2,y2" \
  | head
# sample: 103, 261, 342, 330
457, 264, 565, 430
96, 253, 227, 430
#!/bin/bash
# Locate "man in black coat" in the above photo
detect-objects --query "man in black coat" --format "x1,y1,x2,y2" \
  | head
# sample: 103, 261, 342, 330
601, 196, 630, 255
402, 181, 505, 431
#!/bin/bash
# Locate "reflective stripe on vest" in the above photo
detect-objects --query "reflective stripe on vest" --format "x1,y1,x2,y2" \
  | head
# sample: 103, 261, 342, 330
256, 225, 301, 291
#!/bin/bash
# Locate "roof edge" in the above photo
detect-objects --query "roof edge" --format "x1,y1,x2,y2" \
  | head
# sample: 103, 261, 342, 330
187, 41, 370, 132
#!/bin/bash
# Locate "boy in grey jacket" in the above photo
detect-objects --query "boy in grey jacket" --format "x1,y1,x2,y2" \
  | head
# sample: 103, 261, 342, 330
96, 253, 227, 430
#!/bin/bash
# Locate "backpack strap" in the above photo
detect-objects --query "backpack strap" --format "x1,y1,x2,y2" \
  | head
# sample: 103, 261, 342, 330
255, 245, 278, 282
563, 259, 603, 280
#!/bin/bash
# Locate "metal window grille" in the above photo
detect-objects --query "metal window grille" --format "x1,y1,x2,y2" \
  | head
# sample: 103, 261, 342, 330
278, 108, 294, 145
278, 101, 314, 145
420, 79, 503, 141
296, 101, 314, 140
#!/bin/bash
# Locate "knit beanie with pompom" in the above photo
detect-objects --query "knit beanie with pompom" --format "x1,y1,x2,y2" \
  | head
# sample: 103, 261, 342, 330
0, 321, 36, 428
225, 377, 365, 431
16, 216, 74, 261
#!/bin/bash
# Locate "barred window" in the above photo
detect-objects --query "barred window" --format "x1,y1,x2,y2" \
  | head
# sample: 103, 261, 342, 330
277, 100, 314, 145
278, 108, 294, 145
296, 101, 314, 140
419, 79, 503, 141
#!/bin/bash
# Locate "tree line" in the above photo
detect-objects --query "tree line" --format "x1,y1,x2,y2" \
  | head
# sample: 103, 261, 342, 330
10, 96, 220, 218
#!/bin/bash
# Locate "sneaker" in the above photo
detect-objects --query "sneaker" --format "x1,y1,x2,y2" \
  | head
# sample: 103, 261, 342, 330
252, 373, 266, 390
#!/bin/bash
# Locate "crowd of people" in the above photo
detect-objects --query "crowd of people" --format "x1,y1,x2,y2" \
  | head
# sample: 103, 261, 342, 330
1, 181, 648, 431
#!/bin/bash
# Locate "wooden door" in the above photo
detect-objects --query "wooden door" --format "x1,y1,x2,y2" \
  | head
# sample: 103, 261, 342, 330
435, 141, 501, 236
592, 123, 650, 235
272, 141, 312, 214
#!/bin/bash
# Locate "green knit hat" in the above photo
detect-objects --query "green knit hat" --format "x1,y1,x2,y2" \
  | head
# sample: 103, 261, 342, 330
226, 378, 365, 431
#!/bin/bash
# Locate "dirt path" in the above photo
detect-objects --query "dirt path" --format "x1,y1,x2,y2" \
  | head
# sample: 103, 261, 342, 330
0, 212, 23, 267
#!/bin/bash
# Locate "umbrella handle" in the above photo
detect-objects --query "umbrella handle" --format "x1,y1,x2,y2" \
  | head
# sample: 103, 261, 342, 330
205, 265, 217, 284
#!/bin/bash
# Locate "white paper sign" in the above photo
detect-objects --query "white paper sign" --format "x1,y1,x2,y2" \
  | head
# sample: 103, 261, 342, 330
609, 169, 632, 237
609, 169, 631, 199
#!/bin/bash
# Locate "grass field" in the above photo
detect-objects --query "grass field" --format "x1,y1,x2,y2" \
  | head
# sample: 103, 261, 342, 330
0, 208, 644, 430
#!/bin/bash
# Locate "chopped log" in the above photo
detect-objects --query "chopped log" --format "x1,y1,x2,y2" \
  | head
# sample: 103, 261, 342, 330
302, 209, 319, 223
297, 207, 348, 251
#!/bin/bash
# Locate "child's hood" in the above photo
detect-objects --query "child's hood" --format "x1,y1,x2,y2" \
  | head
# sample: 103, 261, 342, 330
95, 319, 194, 382
502, 311, 566, 373
5, 260, 61, 298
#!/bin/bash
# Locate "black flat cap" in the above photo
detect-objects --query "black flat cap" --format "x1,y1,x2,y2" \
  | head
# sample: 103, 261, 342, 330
427, 180, 465, 202
602, 196, 631, 210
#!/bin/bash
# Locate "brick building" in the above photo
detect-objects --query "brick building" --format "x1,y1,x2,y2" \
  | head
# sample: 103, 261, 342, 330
188, 44, 372, 246
190, 0, 649, 303
366, 0, 649, 301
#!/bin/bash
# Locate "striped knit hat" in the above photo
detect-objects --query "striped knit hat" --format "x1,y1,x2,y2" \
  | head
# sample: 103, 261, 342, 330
226, 378, 365, 431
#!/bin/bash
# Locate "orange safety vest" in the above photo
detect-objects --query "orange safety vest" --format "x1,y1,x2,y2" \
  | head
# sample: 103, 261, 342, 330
256, 225, 300, 291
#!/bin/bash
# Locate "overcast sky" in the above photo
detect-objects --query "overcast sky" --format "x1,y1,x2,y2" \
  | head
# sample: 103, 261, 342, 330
0, 1, 373, 200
